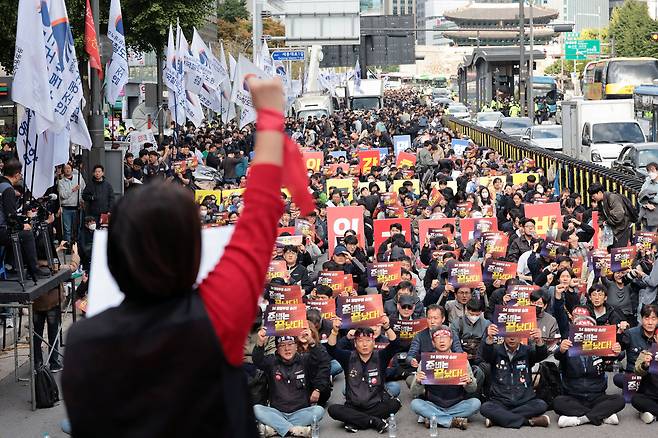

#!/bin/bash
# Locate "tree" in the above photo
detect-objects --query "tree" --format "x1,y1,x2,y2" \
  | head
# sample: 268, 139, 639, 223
218, 0, 249, 22
609, 0, 658, 57
218, 17, 285, 59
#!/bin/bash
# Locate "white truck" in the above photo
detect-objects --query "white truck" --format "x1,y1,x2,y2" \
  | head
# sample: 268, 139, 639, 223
561, 99, 646, 167
292, 94, 334, 120
346, 79, 384, 111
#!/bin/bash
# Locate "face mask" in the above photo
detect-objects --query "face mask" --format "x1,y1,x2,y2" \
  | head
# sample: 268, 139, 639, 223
535, 306, 544, 317
466, 314, 480, 324
87, 223, 96, 231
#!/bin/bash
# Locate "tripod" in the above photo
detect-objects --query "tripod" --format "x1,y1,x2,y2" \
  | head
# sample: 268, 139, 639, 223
4, 232, 29, 290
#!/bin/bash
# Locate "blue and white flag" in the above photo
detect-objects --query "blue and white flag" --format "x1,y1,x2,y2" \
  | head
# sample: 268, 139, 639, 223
354, 59, 362, 91
165, 24, 185, 126
217, 43, 235, 124
191, 28, 218, 91
105, 0, 128, 105
177, 25, 204, 127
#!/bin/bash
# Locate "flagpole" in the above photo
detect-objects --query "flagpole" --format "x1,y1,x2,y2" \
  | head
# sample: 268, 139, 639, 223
27, 133, 39, 207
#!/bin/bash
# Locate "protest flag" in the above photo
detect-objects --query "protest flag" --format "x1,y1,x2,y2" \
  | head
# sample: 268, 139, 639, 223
105, 0, 128, 104
85, 0, 103, 80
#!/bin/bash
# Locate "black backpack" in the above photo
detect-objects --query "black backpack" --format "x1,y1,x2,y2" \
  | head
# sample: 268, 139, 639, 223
35, 365, 59, 409
532, 361, 562, 410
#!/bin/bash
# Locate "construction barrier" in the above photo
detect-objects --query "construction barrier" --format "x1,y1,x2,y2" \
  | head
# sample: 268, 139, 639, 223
445, 117, 645, 207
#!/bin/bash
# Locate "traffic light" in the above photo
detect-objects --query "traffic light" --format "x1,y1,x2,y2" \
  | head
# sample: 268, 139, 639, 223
650, 32, 658, 43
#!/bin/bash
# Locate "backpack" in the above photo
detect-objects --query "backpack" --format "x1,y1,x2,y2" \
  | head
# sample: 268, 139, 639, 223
621, 194, 640, 225
35, 365, 59, 409
532, 361, 562, 410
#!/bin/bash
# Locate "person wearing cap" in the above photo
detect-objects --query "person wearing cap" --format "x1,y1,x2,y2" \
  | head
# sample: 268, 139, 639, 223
384, 281, 424, 319
252, 330, 328, 438
409, 326, 481, 430
479, 324, 551, 428
326, 317, 402, 433
322, 245, 352, 275
552, 317, 625, 428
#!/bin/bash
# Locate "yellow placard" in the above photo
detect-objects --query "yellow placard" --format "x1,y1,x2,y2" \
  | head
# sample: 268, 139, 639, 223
326, 178, 354, 201
392, 179, 420, 195
194, 190, 222, 204
431, 180, 458, 193
512, 173, 539, 185
358, 181, 386, 193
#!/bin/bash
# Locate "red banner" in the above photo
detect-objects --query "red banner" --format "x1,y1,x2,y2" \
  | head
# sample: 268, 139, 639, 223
337, 295, 384, 328
264, 304, 309, 336
327, 206, 365, 254
270, 285, 303, 304
524, 202, 562, 237
266, 260, 290, 282
303, 151, 323, 172
428, 187, 444, 208
396, 152, 417, 168
318, 271, 346, 295
420, 352, 469, 385
568, 325, 617, 357
611, 246, 637, 272
373, 218, 412, 251
358, 150, 381, 175
305, 298, 337, 320
494, 305, 537, 337
460, 217, 498, 244
367, 262, 402, 288
418, 219, 456, 245
324, 163, 350, 177
483, 260, 518, 283
391, 318, 428, 344
448, 261, 483, 288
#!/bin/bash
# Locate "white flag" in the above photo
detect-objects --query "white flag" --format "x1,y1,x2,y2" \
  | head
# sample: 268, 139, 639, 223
231, 54, 269, 109
105, 0, 129, 104
177, 25, 204, 126
69, 107, 92, 150
165, 24, 185, 125
216, 42, 235, 124
17, 109, 59, 197
229, 53, 237, 81
191, 28, 218, 90
12, 0, 55, 129
354, 59, 362, 90
260, 40, 274, 77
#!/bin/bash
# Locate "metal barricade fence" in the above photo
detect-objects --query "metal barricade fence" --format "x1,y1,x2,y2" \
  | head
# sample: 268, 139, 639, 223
444, 116, 644, 207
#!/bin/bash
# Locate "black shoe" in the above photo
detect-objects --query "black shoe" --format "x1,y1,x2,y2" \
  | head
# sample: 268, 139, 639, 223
50, 364, 63, 373
35, 267, 51, 278
377, 420, 389, 434
344, 425, 358, 433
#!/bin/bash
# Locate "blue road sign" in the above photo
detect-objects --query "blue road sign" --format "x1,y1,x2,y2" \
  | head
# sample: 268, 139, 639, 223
271, 50, 305, 61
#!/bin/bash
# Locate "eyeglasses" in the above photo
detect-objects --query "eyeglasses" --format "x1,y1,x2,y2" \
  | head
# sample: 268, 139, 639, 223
401, 305, 414, 310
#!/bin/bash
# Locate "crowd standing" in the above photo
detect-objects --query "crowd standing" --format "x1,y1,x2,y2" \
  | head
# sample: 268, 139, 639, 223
1, 86, 658, 436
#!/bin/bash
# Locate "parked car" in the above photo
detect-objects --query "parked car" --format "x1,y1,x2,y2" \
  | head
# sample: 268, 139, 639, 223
494, 117, 533, 139
475, 111, 504, 129
446, 103, 470, 120
612, 143, 658, 178
522, 125, 563, 151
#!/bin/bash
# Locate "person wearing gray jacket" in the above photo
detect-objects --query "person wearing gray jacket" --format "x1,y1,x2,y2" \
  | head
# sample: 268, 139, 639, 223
58, 163, 86, 243
638, 162, 658, 232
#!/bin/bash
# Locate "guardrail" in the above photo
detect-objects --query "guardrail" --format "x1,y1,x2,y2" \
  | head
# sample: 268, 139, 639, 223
445, 116, 645, 207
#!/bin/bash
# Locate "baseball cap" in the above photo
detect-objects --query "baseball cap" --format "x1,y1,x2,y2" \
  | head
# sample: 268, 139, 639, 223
334, 245, 349, 256
398, 294, 415, 306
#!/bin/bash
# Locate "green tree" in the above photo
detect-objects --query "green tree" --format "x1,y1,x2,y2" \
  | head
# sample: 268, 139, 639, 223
609, 0, 658, 57
218, 0, 249, 22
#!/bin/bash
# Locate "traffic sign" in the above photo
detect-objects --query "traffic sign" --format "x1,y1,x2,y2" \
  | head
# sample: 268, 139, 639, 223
565, 39, 600, 61
272, 50, 305, 61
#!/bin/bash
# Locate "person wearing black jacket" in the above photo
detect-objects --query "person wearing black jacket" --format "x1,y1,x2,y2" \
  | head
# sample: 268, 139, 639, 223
282, 246, 314, 295
479, 324, 551, 428
506, 218, 536, 262
344, 235, 368, 293
82, 165, 114, 225
252, 333, 326, 438
326, 318, 402, 433
552, 321, 625, 428
633, 335, 658, 424
615, 305, 658, 390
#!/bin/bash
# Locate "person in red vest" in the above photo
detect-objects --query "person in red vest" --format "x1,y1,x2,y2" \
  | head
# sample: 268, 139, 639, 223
62, 78, 288, 437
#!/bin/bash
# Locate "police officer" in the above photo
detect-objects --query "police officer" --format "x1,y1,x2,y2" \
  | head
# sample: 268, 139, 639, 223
479, 324, 551, 428
252, 332, 327, 438
326, 317, 401, 433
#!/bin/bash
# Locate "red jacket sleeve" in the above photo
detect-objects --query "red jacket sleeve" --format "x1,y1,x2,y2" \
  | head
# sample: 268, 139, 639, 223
199, 164, 284, 366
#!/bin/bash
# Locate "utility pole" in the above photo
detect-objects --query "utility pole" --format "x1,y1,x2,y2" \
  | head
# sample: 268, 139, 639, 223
528, 0, 534, 121
88, 0, 105, 171
518, 0, 526, 117
252, 0, 263, 63
156, 48, 164, 143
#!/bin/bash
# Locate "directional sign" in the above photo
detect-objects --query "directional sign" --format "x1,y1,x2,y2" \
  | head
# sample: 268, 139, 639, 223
565, 39, 600, 61
272, 50, 305, 61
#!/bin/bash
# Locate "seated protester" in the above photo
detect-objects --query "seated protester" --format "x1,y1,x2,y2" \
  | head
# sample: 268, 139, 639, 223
601, 270, 636, 324
376, 223, 410, 262
322, 245, 353, 276
479, 324, 551, 429
252, 333, 326, 438
553, 319, 625, 428
296, 326, 332, 407
546, 267, 584, 320
384, 281, 424, 319
450, 299, 490, 367
632, 330, 658, 424
587, 284, 629, 328
387, 293, 426, 381
407, 305, 463, 371
398, 255, 426, 301
305, 302, 334, 345
343, 235, 369, 294
614, 304, 658, 389
506, 218, 537, 262
445, 285, 486, 325
409, 327, 481, 430
326, 318, 402, 434
531, 251, 571, 288
530, 289, 561, 352
281, 245, 314, 295
423, 251, 458, 304
485, 278, 518, 321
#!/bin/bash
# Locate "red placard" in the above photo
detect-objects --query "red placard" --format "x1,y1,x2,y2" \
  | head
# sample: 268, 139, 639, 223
418, 218, 456, 245
266, 260, 290, 282
305, 298, 337, 320
420, 352, 469, 385
264, 304, 309, 336
391, 318, 428, 344
428, 187, 444, 208
483, 260, 518, 283
327, 206, 365, 254
270, 285, 303, 305
324, 163, 350, 177
367, 262, 402, 288
358, 150, 381, 175
506, 285, 539, 306
318, 271, 346, 295
448, 261, 483, 288
336, 295, 384, 328
482, 231, 508, 259
277, 227, 296, 236
396, 152, 417, 168
568, 325, 617, 357
494, 305, 537, 338
303, 151, 323, 172
460, 217, 498, 244
611, 246, 637, 272
373, 218, 412, 251
455, 201, 472, 218
523, 202, 562, 237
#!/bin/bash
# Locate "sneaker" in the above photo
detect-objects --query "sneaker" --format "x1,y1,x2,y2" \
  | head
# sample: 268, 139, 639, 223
485, 418, 493, 428
603, 414, 619, 425
529, 415, 550, 427
289, 425, 311, 437
377, 419, 389, 434
344, 424, 358, 433
640, 412, 656, 424
558, 416, 581, 428
50, 364, 63, 374
257, 423, 277, 438
450, 417, 468, 430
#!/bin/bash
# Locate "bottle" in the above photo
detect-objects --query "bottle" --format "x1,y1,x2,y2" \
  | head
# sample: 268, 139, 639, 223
311, 415, 320, 438
388, 413, 397, 438
430, 415, 438, 437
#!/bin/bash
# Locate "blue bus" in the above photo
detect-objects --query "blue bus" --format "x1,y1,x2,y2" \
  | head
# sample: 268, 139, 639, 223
532, 76, 560, 116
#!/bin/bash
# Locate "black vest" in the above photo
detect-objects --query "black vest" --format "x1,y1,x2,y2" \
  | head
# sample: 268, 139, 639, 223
62, 292, 257, 438
269, 355, 309, 413
345, 351, 388, 410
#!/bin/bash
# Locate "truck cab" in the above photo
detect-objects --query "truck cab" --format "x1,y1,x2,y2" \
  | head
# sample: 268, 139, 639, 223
346, 79, 384, 111
292, 94, 334, 121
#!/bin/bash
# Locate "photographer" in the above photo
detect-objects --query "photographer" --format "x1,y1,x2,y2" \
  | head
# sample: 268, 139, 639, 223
0, 159, 50, 278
